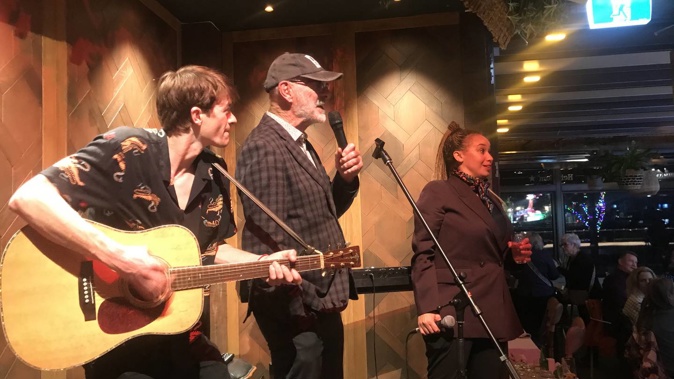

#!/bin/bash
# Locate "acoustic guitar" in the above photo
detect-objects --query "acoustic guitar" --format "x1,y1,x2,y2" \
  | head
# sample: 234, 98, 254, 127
0, 221, 360, 370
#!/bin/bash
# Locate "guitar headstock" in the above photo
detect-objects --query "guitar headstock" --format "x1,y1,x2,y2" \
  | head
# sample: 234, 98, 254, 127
322, 246, 361, 270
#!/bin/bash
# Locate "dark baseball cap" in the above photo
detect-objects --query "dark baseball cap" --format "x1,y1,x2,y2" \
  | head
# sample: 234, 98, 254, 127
263, 52, 343, 92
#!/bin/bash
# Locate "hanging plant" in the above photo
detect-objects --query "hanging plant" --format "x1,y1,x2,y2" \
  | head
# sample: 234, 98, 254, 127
507, 0, 573, 44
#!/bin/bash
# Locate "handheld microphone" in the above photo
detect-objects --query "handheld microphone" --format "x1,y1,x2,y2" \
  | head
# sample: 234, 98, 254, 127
328, 111, 348, 149
413, 315, 456, 333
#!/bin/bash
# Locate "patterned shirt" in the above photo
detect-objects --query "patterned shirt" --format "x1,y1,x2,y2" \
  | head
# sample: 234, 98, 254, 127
41, 126, 236, 264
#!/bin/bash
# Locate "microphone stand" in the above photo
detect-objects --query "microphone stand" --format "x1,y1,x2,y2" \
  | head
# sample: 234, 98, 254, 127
372, 138, 520, 379
451, 280, 469, 379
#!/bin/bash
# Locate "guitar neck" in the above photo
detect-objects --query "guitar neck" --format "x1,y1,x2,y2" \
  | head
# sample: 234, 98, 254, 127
169, 255, 323, 291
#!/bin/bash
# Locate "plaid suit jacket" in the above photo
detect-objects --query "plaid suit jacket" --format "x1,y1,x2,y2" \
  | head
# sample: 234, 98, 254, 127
236, 114, 359, 316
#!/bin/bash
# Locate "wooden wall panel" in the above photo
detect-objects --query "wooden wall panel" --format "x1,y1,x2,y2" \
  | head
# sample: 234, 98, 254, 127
65, 0, 177, 150
0, 0, 45, 378
0, 1, 178, 378
356, 25, 463, 379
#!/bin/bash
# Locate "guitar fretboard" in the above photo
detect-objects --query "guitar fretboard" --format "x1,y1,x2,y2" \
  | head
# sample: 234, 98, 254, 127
169, 255, 323, 290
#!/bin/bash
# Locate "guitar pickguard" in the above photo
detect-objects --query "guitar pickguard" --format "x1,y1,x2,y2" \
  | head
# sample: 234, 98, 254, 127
98, 298, 166, 334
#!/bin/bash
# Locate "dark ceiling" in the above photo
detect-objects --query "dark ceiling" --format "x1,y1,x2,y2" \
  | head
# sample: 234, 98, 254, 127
153, 0, 464, 32
494, 1, 674, 167
154, 0, 674, 167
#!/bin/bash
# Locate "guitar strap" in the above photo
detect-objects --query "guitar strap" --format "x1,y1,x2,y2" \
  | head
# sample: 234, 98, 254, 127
211, 162, 317, 254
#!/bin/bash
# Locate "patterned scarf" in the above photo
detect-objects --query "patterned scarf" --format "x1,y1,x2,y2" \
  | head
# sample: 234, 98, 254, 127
452, 169, 494, 213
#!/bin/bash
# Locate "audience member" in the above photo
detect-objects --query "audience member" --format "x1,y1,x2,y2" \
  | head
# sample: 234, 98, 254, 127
603, 252, 638, 378
636, 277, 674, 378
623, 266, 655, 327
603, 251, 639, 324
558, 233, 600, 321
512, 232, 560, 347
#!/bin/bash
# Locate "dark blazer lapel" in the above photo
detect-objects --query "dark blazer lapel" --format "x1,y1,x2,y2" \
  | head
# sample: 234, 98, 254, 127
449, 177, 502, 254
488, 190, 512, 257
261, 115, 332, 194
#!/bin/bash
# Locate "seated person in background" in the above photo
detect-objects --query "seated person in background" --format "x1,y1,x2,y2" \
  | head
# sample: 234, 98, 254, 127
604, 252, 639, 325
623, 266, 656, 327
634, 277, 674, 379
512, 232, 560, 348
603, 251, 639, 373
558, 233, 601, 322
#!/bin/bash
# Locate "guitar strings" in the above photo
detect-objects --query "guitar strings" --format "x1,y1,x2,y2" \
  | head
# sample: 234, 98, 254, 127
168, 254, 355, 290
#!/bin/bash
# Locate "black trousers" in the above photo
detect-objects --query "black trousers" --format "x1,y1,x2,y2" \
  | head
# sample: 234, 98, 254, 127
114, 361, 230, 379
423, 332, 509, 379
513, 295, 551, 348
84, 334, 230, 379
253, 307, 344, 379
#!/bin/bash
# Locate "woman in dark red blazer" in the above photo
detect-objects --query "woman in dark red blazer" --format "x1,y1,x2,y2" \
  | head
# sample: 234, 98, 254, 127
412, 122, 530, 379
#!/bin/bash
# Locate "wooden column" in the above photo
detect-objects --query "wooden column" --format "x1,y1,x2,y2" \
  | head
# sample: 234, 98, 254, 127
459, 11, 499, 191
209, 31, 241, 356
334, 22, 367, 379
41, 0, 68, 168
41, 1, 70, 377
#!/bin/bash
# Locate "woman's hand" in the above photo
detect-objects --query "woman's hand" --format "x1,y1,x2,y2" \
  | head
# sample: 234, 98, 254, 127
417, 313, 442, 335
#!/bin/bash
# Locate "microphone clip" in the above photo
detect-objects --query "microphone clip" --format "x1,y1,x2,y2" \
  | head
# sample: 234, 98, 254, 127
372, 138, 392, 164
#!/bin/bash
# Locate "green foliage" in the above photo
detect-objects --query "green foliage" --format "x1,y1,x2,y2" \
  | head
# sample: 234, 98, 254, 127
507, 0, 572, 43
589, 144, 656, 182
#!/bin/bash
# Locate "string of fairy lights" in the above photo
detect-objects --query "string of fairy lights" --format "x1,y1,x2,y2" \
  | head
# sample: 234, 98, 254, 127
565, 192, 607, 231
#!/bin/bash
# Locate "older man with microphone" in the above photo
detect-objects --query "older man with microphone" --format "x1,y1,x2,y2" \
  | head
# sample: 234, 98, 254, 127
236, 52, 363, 379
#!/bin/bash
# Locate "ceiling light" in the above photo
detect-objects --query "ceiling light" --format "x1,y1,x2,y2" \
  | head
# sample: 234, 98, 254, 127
546, 33, 566, 41
523, 75, 540, 83
497, 119, 509, 125
265, 5, 274, 12
497, 127, 510, 133
508, 105, 523, 111
523, 61, 539, 71
507, 94, 522, 101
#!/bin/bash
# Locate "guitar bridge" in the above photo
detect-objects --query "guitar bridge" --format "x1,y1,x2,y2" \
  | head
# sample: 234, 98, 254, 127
79, 261, 96, 321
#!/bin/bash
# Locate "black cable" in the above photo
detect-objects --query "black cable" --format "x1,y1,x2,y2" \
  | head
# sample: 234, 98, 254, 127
405, 330, 417, 379
369, 273, 379, 379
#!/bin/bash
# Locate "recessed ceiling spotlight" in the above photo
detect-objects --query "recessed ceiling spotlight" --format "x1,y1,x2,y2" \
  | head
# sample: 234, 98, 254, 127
545, 33, 566, 41
497, 119, 509, 125
497, 127, 510, 133
523, 75, 540, 83
508, 105, 523, 111
265, 4, 274, 12
507, 94, 522, 101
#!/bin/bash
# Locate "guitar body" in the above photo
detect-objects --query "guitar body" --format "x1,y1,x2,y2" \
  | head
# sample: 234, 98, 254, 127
0, 221, 204, 370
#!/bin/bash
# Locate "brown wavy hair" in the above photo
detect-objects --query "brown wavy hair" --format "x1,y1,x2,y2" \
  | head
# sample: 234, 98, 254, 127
156, 65, 238, 135
434, 121, 484, 180
626, 266, 656, 295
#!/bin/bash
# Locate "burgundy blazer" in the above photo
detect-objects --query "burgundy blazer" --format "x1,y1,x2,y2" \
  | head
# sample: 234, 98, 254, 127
411, 176, 522, 340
